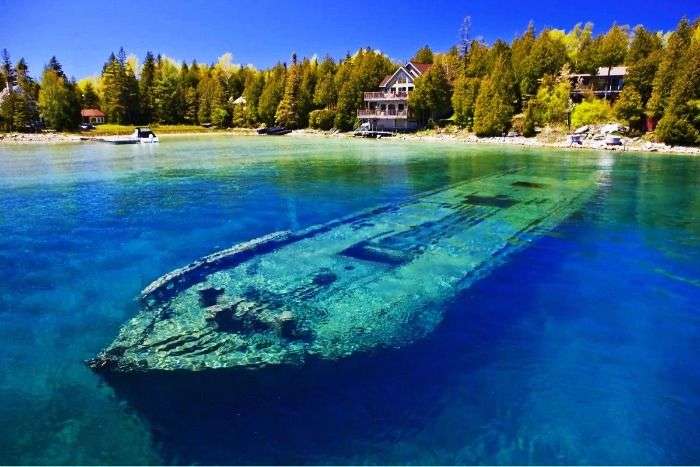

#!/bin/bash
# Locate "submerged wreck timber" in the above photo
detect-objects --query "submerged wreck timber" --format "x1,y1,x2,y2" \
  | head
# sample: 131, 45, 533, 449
89, 169, 599, 372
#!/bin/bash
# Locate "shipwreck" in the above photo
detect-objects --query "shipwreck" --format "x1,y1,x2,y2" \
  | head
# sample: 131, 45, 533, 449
88, 169, 598, 372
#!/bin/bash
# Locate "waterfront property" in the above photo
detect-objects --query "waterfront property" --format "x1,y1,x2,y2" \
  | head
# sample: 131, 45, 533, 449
358, 61, 432, 132
568, 66, 627, 102
81, 108, 106, 124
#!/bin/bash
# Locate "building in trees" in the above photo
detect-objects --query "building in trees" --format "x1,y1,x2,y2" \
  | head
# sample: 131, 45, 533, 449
81, 108, 105, 124
568, 66, 627, 102
358, 61, 432, 131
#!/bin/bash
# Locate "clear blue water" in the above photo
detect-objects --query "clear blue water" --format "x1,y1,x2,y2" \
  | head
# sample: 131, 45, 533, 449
0, 136, 699, 464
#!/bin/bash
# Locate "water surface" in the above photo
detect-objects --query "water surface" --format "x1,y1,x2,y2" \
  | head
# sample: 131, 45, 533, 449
1, 136, 699, 464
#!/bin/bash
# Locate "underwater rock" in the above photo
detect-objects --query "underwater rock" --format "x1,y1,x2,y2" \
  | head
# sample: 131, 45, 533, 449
89, 169, 599, 372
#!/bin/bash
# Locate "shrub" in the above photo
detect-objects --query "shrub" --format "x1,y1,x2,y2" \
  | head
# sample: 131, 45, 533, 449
655, 114, 699, 145
571, 99, 614, 128
211, 107, 229, 129
308, 109, 336, 130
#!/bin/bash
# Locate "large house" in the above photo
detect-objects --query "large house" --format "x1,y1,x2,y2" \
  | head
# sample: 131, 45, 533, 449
358, 61, 432, 131
568, 66, 627, 102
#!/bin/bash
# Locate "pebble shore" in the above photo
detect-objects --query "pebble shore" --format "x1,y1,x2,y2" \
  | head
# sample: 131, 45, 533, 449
2, 129, 699, 156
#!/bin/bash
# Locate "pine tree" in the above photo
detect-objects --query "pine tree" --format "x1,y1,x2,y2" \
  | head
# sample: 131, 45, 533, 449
647, 19, 693, 119
451, 75, 480, 128
412, 45, 434, 64
313, 56, 337, 108
625, 26, 663, 105
139, 51, 156, 123
473, 54, 517, 136
276, 53, 301, 128
38, 62, 80, 131
408, 63, 451, 125
81, 81, 100, 108
614, 85, 644, 130
258, 64, 285, 125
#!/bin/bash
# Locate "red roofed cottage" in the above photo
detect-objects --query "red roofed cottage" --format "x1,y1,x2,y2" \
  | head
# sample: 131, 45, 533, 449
81, 109, 105, 124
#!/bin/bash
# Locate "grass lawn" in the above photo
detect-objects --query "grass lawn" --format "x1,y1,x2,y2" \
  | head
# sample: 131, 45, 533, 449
83, 124, 231, 136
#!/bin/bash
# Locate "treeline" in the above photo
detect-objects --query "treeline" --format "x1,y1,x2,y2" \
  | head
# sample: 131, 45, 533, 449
1, 17, 699, 145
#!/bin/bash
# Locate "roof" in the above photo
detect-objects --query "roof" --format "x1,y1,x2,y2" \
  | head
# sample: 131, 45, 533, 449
378, 61, 433, 89
568, 66, 627, 78
81, 108, 105, 117
409, 62, 433, 75
597, 66, 627, 77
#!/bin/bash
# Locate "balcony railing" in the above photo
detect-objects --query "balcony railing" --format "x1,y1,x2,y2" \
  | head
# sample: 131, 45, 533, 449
357, 109, 408, 118
364, 91, 408, 100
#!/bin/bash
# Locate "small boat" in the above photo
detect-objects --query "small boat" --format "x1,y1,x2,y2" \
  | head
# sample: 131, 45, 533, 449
133, 127, 159, 143
88, 169, 599, 373
257, 126, 292, 136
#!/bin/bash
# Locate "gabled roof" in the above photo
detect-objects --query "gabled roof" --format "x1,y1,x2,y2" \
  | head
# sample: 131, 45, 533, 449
378, 61, 432, 89
81, 108, 105, 117
407, 62, 432, 76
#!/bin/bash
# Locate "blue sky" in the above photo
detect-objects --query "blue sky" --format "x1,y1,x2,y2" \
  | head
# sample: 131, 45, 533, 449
1, 0, 699, 79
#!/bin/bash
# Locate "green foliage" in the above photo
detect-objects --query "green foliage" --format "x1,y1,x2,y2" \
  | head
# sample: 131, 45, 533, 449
276, 54, 301, 128
473, 54, 517, 136
308, 109, 336, 130
38, 67, 80, 131
258, 64, 286, 125
451, 76, 480, 128
408, 64, 451, 125
139, 51, 156, 123
614, 85, 644, 128
210, 107, 229, 128
655, 113, 699, 145
313, 56, 337, 109
625, 26, 663, 105
533, 72, 571, 125
522, 100, 538, 136
412, 45, 434, 64
80, 81, 100, 109
647, 19, 693, 118
571, 99, 614, 127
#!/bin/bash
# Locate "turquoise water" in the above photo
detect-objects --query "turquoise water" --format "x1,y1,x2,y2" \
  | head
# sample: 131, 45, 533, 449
0, 136, 698, 464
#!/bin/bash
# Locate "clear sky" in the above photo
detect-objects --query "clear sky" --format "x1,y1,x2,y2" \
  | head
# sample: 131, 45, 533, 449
1, 0, 699, 79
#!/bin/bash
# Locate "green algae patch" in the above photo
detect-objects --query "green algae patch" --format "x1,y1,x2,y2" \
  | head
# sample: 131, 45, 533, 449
89, 169, 600, 372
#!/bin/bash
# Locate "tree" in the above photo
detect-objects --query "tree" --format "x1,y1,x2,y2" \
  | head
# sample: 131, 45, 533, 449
80, 81, 100, 108
276, 53, 302, 128
533, 70, 571, 126
258, 63, 286, 125
412, 45, 434, 64
313, 56, 337, 109
614, 85, 644, 130
473, 54, 517, 136
451, 76, 480, 128
571, 99, 613, 127
625, 26, 662, 105
153, 56, 184, 123
655, 34, 700, 145
648, 19, 693, 119
38, 64, 80, 131
409, 63, 451, 125
139, 51, 156, 123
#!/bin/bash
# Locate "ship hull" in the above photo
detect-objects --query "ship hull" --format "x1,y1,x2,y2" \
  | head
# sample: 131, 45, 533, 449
89, 169, 598, 372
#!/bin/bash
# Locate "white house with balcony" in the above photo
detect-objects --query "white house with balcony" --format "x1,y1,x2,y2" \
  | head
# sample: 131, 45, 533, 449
358, 61, 432, 132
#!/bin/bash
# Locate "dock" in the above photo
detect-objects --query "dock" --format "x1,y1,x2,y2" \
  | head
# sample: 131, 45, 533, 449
353, 130, 395, 138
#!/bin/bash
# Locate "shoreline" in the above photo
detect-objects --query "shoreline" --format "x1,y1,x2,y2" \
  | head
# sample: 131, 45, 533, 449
1, 128, 699, 156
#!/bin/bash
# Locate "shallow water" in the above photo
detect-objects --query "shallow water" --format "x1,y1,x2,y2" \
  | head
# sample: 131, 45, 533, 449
0, 136, 698, 464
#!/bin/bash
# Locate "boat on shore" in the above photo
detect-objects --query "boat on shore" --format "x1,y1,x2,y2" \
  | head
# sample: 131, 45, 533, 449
88, 169, 599, 373
257, 126, 292, 136
80, 127, 159, 144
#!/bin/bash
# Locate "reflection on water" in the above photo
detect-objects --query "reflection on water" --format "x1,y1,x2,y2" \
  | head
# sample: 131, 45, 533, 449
0, 136, 698, 464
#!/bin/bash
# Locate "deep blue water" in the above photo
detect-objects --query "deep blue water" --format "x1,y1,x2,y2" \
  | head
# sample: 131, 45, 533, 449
0, 136, 699, 464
